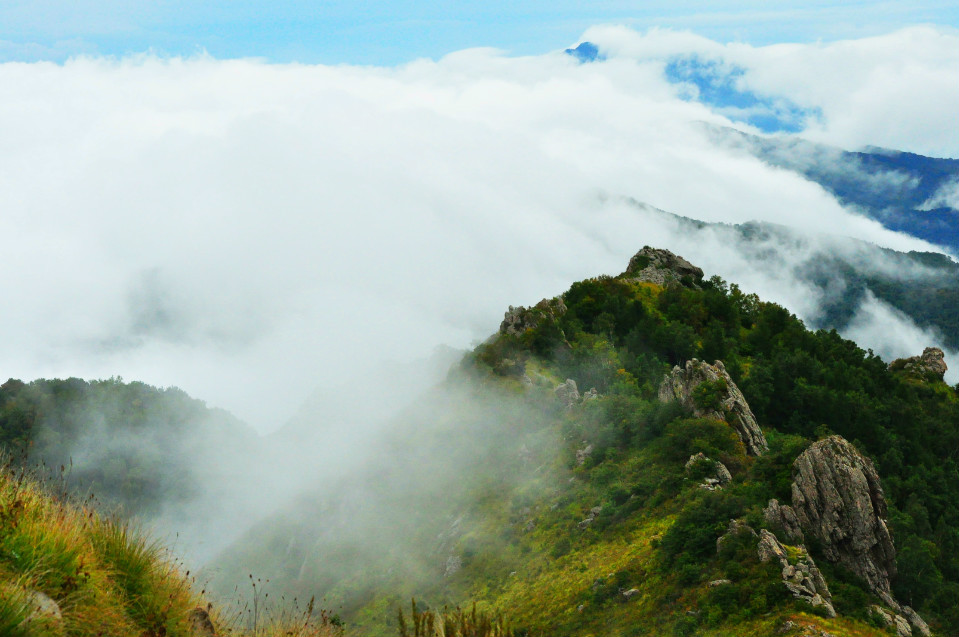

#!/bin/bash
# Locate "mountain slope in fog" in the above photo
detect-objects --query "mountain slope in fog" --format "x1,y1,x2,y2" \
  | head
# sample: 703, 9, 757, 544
204, 247, 959, 637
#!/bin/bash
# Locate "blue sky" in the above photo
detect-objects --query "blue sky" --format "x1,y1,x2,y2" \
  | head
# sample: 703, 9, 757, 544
2, 1, 958, 64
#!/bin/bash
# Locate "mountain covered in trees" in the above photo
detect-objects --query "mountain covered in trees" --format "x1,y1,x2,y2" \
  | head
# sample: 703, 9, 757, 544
1, 245, 958, 636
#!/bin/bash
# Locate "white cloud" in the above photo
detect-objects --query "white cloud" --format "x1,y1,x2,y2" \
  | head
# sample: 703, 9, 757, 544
580, 24, 959, 157
920, 177, 959, 211
0, 29, 953, 430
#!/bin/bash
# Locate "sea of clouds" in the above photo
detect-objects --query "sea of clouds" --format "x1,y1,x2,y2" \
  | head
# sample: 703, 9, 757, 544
0, 25, 956, 430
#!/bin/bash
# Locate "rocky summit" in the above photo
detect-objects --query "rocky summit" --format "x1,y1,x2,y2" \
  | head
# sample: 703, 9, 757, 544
622, 246, 705, 288
658, 358, 769, 455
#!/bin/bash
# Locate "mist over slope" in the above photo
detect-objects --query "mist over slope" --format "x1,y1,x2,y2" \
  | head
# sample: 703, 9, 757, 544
199, 247, 959, 637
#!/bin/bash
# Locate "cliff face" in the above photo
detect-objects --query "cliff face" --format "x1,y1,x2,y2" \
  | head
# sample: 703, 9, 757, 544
658, 359, 768, 455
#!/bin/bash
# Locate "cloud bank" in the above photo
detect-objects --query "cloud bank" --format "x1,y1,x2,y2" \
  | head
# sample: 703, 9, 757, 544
0, 26, 956, 430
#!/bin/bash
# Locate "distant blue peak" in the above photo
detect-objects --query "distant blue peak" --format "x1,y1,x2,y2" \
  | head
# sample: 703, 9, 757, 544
665, 55, 819, 134
565, 41, 603, 63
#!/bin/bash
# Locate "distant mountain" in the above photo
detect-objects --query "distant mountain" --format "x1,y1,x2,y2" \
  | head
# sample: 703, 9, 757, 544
708, 126, 959, 252
564, 41, 602, 63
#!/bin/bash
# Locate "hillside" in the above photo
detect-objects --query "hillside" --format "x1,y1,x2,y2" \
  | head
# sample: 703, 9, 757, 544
204, 247, 959, 637
0, 455, 345, 636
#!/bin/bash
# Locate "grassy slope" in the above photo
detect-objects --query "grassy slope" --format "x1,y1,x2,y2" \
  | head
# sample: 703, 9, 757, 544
0, 460, 340, 637
326, 275, 949, 637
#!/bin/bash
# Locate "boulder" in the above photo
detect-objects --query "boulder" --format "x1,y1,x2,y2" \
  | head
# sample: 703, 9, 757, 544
555, 379, 581, 409
763, 499, 804, 543
23, 589, 63, 632
757, 530, 836, 618
622, 246, 704, 288
188, 606, 217, 637
658, 359, 768, 455
791, 436, 896, 595
889, 347, 948, 381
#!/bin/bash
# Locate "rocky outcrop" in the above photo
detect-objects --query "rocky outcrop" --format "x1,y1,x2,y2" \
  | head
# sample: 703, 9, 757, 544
889, 347, 948, 381
555, 379, 581, 409
500, 297, 567, 336
685, 452, 732, 491
902, 606, 932, 636
871, 606, 914, 637
757, 529, 836, 618
577, 505, 603, 530
658, 359, 768, 455
763, 498, 804, 543
791, 436, 896, 595
575, 443, 594, 466
622, 246, 704, 288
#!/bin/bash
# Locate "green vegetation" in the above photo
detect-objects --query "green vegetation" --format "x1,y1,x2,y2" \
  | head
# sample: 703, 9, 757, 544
0, 457, 343, 636
2, 263, 958, 636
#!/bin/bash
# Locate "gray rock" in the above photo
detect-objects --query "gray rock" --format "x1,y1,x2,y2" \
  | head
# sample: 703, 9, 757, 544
622, 246, 704, 288
500, 297, 567, 336
763, 498, 804, 543
707, 579, 732, 587
575, 443, 594, 466
555, 379, 580, 409
686, 452, 732, 490
791, 436, 896, 596
757, 529, 836, 618
658, 359, 768, 455
188, 606, 217, 636
582, 387, 599, 401
23, 589, 62, 630
445, 554, 463, 577
622, 588, 640, 599
889, 347, 948, 381
902, 606, 932, 637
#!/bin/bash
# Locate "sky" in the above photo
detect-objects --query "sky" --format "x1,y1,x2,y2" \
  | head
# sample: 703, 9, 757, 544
1, 5, 958, 431
2, 1, 958, 65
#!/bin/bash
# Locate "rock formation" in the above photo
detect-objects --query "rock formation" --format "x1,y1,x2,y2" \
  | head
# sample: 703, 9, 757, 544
790, 436, 896, 595
889, 347, 948, 381
555, 379, 580, 409
763, 498, 804, 543
757, 529, 836, 618
622, 246, 704, 288
658, 359, 768, 455
685, 452, 732, 491
500, 297, 567, 336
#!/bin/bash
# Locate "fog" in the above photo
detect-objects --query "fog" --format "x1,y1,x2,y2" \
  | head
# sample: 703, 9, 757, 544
1, 26, 956, 433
